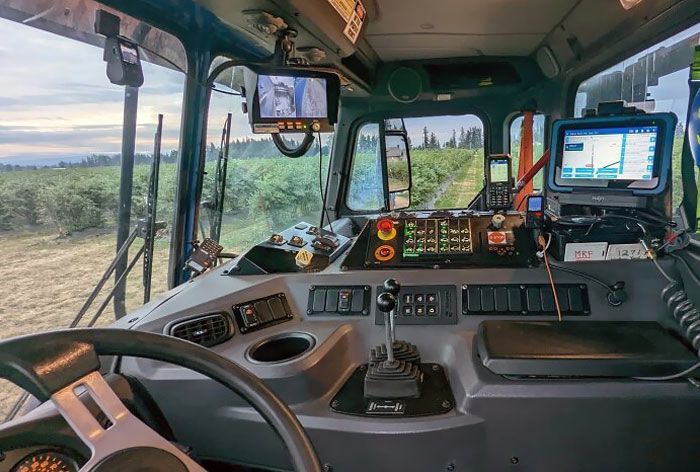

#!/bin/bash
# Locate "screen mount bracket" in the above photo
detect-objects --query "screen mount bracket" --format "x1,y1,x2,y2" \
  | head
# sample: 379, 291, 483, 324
583, 100, 646, 118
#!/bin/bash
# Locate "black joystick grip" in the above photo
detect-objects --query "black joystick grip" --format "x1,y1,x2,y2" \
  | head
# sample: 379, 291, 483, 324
376, 292, 396, 314
383, 278, 401, 296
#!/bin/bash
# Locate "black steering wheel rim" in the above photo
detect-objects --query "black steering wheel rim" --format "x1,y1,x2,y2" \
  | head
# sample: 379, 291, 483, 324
0, 329, 322, 472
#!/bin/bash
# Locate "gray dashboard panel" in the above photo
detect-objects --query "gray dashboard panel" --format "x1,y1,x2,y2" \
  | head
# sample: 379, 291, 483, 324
115, 256, 700, 471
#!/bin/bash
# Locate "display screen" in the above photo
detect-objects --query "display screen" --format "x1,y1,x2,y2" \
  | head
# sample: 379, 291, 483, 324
119, 43, 138, 65
257, 75, 328, 119
527, 196, 543, 212
561, 126, 657, 181
489, 159, 510, 183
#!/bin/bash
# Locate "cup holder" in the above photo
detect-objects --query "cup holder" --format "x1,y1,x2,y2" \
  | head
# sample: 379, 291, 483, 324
246, 332, 316, 364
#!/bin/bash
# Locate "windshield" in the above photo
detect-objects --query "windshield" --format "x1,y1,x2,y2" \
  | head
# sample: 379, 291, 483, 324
203, 64, 333, 254
347, 114, 485, 211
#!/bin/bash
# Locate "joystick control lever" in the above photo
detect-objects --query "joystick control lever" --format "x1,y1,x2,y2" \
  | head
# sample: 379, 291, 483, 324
383, 278, 401, 345
364, 280, 423, 399
369, 279, 421, 364
377, 292, 396, 363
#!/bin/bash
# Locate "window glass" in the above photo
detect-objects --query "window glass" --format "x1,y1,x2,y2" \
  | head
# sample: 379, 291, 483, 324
204, 65, 333, 254
574, 23, 700, 207
347, 115, 485, 211
510, 114, 546, 191
0, 14, 184, 417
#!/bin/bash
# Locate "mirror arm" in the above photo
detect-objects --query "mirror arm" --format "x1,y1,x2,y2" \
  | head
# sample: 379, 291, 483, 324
378, 123, 390, 211
272, 130, 316, 158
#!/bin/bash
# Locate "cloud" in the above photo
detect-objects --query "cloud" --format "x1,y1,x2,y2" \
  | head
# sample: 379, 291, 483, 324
0, 16, 185, 164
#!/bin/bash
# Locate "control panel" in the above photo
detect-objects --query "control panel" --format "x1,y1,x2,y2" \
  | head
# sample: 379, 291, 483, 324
231, 222, 352, 275
232, 293, 293, 334
307, 285, 371, 316
373, 285, 457, 325
341, 212, 537, 270
462, 284, 590, 316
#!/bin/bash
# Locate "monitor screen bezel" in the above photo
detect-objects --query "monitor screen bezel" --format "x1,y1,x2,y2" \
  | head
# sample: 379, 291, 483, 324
547, 114, 676, 196
244, 65, 340, 134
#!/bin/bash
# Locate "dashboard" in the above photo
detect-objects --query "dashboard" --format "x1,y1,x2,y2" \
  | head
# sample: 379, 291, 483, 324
4, 212, 699, 472
93, 213, 698, 471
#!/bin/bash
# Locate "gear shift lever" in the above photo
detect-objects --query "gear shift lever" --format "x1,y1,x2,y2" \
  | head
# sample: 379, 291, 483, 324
369, 279, 421, 364
383, 278, 400, 345
377, 292, 396, 363
364, 286, 423, 399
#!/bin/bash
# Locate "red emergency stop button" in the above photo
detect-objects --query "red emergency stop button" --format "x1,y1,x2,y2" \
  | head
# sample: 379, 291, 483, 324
378, 219, 393, 233
377, 218, 397, 241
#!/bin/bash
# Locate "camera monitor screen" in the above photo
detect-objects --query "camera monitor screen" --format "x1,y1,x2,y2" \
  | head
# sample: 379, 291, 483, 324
257, 75, 328, 119
489, 159, 510, 183
561, 126, 657, 181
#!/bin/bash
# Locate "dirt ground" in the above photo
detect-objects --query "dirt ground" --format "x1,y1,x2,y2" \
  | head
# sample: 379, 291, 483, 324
0, 227, 170, 419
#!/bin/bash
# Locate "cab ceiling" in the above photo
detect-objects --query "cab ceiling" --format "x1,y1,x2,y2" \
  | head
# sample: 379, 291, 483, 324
365, 0, 578, 60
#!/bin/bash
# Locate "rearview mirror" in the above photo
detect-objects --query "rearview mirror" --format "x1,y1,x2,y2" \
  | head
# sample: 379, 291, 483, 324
382, 119, 412, 210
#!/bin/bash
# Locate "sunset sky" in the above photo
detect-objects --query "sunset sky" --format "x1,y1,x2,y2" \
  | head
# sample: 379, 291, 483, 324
1, 15, 697, 167
0, 16, 184, 166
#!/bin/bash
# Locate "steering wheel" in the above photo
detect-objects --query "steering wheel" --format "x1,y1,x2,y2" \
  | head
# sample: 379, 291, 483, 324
0, 329, 322, 471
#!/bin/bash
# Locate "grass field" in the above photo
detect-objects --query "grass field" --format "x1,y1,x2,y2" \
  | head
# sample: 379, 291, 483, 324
0, 228, 171, 418
435, 157, 484, 208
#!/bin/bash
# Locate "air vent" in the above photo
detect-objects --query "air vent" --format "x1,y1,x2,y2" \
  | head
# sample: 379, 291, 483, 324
168, 314, 232, 347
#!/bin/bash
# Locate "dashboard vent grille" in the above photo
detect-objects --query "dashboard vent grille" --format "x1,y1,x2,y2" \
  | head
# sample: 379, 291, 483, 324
169, 314, 232, 347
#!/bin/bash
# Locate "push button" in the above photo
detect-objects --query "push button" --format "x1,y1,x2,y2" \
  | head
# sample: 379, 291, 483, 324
254, 301, 273, 323
402, 305, 413, 315
427, 305, 438, 316
415, 305, 425, 316
312, 289, 327, 312
426, 294, 437, 303
415, 294, 425, 303
240, 304, 258, 327
338, 290, 351, 311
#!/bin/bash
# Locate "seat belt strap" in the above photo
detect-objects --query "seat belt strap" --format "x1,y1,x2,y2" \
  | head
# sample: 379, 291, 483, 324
514, 111, 534, 211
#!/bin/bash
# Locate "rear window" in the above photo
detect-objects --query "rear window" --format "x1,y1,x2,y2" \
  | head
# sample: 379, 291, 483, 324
574, 23, 700, 208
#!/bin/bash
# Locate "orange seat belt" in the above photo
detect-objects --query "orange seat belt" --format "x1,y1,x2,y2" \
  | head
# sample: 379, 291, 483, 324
514, 111, 534, 211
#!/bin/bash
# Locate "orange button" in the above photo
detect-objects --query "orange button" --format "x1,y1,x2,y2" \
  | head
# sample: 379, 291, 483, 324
374, 245, 395, 262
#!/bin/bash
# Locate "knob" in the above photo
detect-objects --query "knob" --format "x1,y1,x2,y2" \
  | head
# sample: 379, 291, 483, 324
383, 279, 401, 296
376, 292, 396, 314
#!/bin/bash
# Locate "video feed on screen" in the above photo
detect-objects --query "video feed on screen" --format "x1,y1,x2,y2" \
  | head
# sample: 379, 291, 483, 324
490, 159, 510, 183
119, 43, 139, 64
561, 126, 657, 181
257, 75, 328, 119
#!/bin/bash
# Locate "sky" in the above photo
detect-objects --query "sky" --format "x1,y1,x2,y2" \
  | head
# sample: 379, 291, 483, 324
574, 23, 700, 120
2, 15, 698, 166
0, 16, 185, 166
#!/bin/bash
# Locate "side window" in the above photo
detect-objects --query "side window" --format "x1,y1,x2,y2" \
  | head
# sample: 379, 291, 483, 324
574, 23, 700, 208
509, 114, 546, 191
0, 11, 184, 418
346, 115, 485, 211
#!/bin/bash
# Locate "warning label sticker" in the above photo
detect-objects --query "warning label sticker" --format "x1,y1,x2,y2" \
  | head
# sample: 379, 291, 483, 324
343, 1, 366, 44
328, 0, 356, 21
295, 248, 314, 268
328, 0, 367, 44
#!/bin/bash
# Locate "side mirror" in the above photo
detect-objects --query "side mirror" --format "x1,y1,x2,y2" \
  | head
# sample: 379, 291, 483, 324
382, 119, 412, 210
